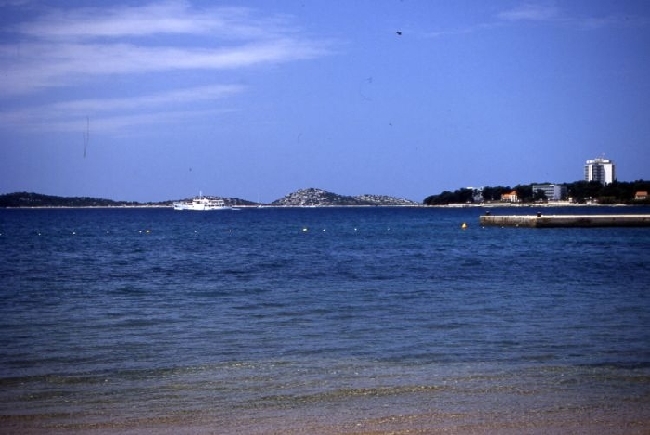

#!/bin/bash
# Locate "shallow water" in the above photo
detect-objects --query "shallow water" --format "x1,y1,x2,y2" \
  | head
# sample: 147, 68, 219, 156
1, 206, 649, 433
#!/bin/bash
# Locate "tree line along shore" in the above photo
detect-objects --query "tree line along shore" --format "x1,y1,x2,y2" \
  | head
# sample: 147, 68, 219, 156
1, 180, 649, 208
424, 180, 650, 205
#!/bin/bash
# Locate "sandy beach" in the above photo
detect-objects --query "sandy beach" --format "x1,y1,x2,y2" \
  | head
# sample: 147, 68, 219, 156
3, 402, 649, 435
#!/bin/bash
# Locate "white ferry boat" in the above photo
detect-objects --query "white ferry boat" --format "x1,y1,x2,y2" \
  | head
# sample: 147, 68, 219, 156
173, 193, 231, 211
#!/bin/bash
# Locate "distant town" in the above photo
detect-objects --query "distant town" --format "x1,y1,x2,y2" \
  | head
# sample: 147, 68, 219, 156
426, 158, 648, 205
423, 179, 649, 206
1, 158, 648, 208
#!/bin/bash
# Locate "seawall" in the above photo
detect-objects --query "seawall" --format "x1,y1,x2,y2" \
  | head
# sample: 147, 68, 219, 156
479, 214, 650, 228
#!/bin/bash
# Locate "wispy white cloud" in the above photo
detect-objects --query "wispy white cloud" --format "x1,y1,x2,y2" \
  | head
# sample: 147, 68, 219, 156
421, 3, 561, 38
31, 109, 237, 135
495, 3, 648, 29
0, 85, 244, 133
497, 4, 560, 22
15, 3, 291, 41
0, 1, 333, 134
3, 39, 325, 94
423, 3, 646, 39
0, 0, 29, 6
51, 84, 245, 113
2, 2, 330, 96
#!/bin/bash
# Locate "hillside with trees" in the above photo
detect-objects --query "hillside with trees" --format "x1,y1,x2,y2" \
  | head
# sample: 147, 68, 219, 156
271, 188, 418, 206
0, 192, 142, 208
424, 180, 650, 205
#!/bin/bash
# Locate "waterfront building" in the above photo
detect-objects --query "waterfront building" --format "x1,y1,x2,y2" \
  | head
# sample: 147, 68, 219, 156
584, 158, 616, 185
501, 190, 518, 203
466, 186, 484, 203
532, 184, 567, 201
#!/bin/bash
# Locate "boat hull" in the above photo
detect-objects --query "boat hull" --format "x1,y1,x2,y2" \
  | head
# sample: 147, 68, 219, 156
173, 195, 231, 211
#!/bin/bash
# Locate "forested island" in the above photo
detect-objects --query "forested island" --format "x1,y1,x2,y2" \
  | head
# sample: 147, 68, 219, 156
0, 192, 258, 208
424, 180, 650, 205
0, 192, 147, 208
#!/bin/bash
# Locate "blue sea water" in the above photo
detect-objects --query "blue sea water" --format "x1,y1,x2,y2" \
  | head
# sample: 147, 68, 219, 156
1, 206, 649, 432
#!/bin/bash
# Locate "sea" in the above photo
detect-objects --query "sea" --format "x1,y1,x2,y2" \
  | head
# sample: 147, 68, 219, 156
1, 206, 649, 434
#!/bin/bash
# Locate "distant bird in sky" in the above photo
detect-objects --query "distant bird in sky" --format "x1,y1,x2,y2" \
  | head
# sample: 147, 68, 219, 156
396, 31, 402, 36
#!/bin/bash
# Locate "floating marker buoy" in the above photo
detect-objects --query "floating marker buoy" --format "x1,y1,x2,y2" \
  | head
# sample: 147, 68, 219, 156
461, 223, 467, 230
302, 227, 308, 232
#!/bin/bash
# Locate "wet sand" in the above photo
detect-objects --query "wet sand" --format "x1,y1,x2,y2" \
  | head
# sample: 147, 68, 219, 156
3, 404, 649, 435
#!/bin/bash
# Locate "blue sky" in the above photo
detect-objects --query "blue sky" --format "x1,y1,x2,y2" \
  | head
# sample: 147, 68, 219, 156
1, 1, 649, 203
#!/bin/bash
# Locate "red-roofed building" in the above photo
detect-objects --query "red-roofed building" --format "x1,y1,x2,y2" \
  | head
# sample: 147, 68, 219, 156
501, 190, 518, 203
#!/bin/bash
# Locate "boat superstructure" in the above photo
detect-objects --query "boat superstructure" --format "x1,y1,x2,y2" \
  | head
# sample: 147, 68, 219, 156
173, 193, 230, 211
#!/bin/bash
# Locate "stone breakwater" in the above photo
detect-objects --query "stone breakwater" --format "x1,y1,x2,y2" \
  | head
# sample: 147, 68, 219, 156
479, 214, 650, 228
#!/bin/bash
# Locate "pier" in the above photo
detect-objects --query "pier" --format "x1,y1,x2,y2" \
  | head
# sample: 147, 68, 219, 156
479, 214, 650, 228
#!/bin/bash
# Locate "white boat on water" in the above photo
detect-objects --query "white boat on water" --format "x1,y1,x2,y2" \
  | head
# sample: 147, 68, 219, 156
173, 193, 231, 211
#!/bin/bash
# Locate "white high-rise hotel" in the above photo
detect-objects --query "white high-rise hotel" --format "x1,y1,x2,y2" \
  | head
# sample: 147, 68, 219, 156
584, 158, 616, 185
